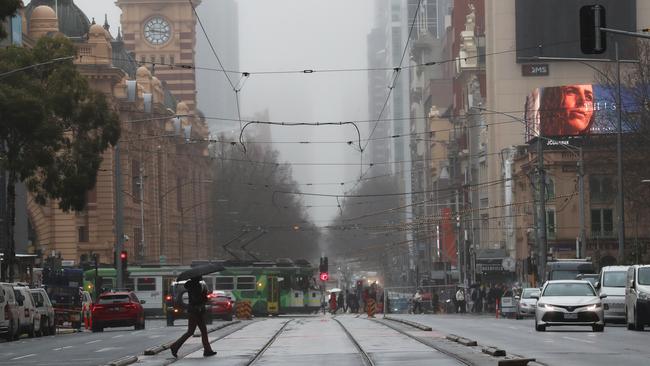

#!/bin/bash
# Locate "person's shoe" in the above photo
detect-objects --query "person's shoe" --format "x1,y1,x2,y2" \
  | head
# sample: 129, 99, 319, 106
170, 346, 178, 358
203, 350, 217, 357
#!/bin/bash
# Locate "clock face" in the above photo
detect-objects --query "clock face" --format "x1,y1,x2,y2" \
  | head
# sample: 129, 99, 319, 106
143, 16, 171, 45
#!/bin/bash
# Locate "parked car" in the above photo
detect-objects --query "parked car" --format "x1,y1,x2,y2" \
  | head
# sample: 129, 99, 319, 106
12, 284, 37, 338
0, 282, 20, 341
208, 291, 234, 321
625, 264, 650, 331
29, 288, 56, 336
165, 280, 212, 326
91, 290, 145, 332
533, 280, 606, 332
596, 266, 629, 323
515, 288, 540, 319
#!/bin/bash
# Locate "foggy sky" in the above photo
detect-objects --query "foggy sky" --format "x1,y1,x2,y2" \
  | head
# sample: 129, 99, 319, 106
41, 0, 376, 224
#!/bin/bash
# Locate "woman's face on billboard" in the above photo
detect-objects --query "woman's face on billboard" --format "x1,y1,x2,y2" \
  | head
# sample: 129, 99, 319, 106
561, 85, 594, 132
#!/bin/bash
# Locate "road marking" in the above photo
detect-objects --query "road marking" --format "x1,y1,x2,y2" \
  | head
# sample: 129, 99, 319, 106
11, 354, 35, 360
85, 340, 102, 344
149, 335, 162, 339
53, 345, 73, 351
562, 336, 595, 344
111, 335, 124, 338
95, 347, 120, 353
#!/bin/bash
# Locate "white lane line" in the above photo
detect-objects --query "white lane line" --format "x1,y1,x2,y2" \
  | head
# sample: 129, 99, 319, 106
111, 335, 124, 338
95, 347, 120, 353
85, 340, 102, 344
148, 335, 162, 339
11, 354, 35, 360
562, 336, 595, 344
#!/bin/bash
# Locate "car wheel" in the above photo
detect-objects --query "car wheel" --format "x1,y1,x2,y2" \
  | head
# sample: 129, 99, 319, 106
535, 319, 546, 332
634, 306, 645, 331
224, 314, 233, 321
91, 322, 103, 332
49, 324, 56, 336
592, 324, 604, 332
28, 322, 35, 338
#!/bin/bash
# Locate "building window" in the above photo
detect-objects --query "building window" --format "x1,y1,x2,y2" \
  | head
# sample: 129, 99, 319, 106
170, 55, 175, 65
546, 209, 556, 239
546, 177, 555, 200
176, 177, 183, 211
78, 226, 89, 242
591, 208, 614, 237
140, 55, 146, 64
590, 176, 614, 203
131, 160, 141, 203
160, 55, 165, 65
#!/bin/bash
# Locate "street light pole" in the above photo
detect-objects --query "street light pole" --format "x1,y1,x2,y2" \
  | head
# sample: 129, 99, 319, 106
537, 132, 548, 282
615, 41, 626, 263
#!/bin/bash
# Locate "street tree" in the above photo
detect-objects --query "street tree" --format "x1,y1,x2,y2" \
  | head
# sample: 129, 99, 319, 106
0, 36, 120, 281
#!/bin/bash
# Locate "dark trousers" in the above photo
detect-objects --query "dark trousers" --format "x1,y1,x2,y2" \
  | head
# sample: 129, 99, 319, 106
171, 311, 212, 352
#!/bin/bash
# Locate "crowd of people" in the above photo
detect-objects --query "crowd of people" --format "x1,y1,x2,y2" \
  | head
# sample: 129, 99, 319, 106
408, 283, 521, 314
326, 282, 380, 314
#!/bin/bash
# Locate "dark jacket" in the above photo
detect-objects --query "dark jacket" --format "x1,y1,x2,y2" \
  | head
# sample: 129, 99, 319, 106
185, 279, 207, 314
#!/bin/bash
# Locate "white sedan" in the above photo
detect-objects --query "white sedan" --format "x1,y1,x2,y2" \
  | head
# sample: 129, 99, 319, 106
532, 280, 606, 332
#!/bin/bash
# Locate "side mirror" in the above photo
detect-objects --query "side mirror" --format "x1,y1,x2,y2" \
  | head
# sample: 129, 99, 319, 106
140, 300, 146, 304
530, 294, 540, 300
631, 280, 636, 288
594, 281, 601, 289
514, 296, 521, 300
600, 294, 608, 299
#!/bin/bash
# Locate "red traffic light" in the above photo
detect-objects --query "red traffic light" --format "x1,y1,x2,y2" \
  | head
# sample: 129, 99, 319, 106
120, 251, 127, 260
319, 272, 329, 281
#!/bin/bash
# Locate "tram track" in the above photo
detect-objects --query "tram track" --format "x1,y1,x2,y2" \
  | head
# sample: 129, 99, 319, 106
245, 319, 294, 365
371, 317, 473, 366
333, 317, 376, 366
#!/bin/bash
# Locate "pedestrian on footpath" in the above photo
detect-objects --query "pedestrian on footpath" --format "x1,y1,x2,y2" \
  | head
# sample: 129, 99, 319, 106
337, 291, 345, 313
329, 291, 338, 314
456, 287, 466, 314
170, 276, 216, 358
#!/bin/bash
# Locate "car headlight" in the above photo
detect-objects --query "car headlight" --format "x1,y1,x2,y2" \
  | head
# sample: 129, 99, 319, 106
585, 303, 602, 311
639, 292, 650, 300
537, 303, 556, 310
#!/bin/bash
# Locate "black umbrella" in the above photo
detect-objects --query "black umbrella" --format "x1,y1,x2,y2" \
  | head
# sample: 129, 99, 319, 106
176, 263, 225, 281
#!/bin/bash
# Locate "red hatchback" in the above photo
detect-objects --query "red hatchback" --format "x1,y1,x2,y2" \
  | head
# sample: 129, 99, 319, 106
208, 292, 234, 321
91, 291, 145, 332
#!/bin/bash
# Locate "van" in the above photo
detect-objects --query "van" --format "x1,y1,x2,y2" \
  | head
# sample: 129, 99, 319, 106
30, 288, 56, 336
0, 282, 20, 341
12, 285, 37, 338
596, 265, 629, 323
625, 265, 650, 331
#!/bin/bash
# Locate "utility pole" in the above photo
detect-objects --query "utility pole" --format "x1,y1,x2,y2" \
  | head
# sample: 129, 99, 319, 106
139, 164, 145, 261
537, 136, 547, 282
578, 147, 586, 258
615, 41, 625, 263
456, 189, 463, 286
115, 142, 124, 289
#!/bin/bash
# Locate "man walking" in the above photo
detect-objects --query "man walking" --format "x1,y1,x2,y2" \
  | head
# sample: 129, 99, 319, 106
170, 277, 216, 358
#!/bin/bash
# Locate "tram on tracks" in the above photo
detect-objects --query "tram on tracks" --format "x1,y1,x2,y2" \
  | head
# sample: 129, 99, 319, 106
83, 259, 320, 316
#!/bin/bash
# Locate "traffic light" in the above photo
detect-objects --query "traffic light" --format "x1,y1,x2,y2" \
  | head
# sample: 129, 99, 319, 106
319, 256, 328, 282
580, 5, 606, 54
120, 250, 128, 283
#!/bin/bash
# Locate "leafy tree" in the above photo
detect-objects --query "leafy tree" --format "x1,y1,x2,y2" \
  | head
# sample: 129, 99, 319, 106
210, 137, 319, 261
0, 36, 120, 281
0, 0, 20, 40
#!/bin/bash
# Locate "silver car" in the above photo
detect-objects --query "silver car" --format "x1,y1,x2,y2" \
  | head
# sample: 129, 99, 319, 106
515, 288, 540, 319
533, 280, 606, 332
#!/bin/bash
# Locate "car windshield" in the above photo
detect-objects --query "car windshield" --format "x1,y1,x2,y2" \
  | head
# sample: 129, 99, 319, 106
603, 271, 626, 287
98, 295, 130, 304
522, 289, 540, 299
639, 268, 650, 285
543, 283, 596, 297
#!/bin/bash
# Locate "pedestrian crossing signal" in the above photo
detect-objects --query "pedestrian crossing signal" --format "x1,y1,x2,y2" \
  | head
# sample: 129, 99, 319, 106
319, 272, 329, 281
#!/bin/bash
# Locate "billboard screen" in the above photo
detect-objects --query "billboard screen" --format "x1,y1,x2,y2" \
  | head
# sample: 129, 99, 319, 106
515, 0, 636, 62
524, 83, 635, 142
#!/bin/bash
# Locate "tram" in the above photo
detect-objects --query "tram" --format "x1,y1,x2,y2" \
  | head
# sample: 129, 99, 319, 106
83, 259, 319, 316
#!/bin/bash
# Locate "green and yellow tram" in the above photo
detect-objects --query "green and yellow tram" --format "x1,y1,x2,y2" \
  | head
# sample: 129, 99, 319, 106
83, 260, 319, 316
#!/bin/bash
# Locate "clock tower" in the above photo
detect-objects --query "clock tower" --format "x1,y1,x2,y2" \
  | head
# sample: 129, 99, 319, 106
116, 0, 201, 109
